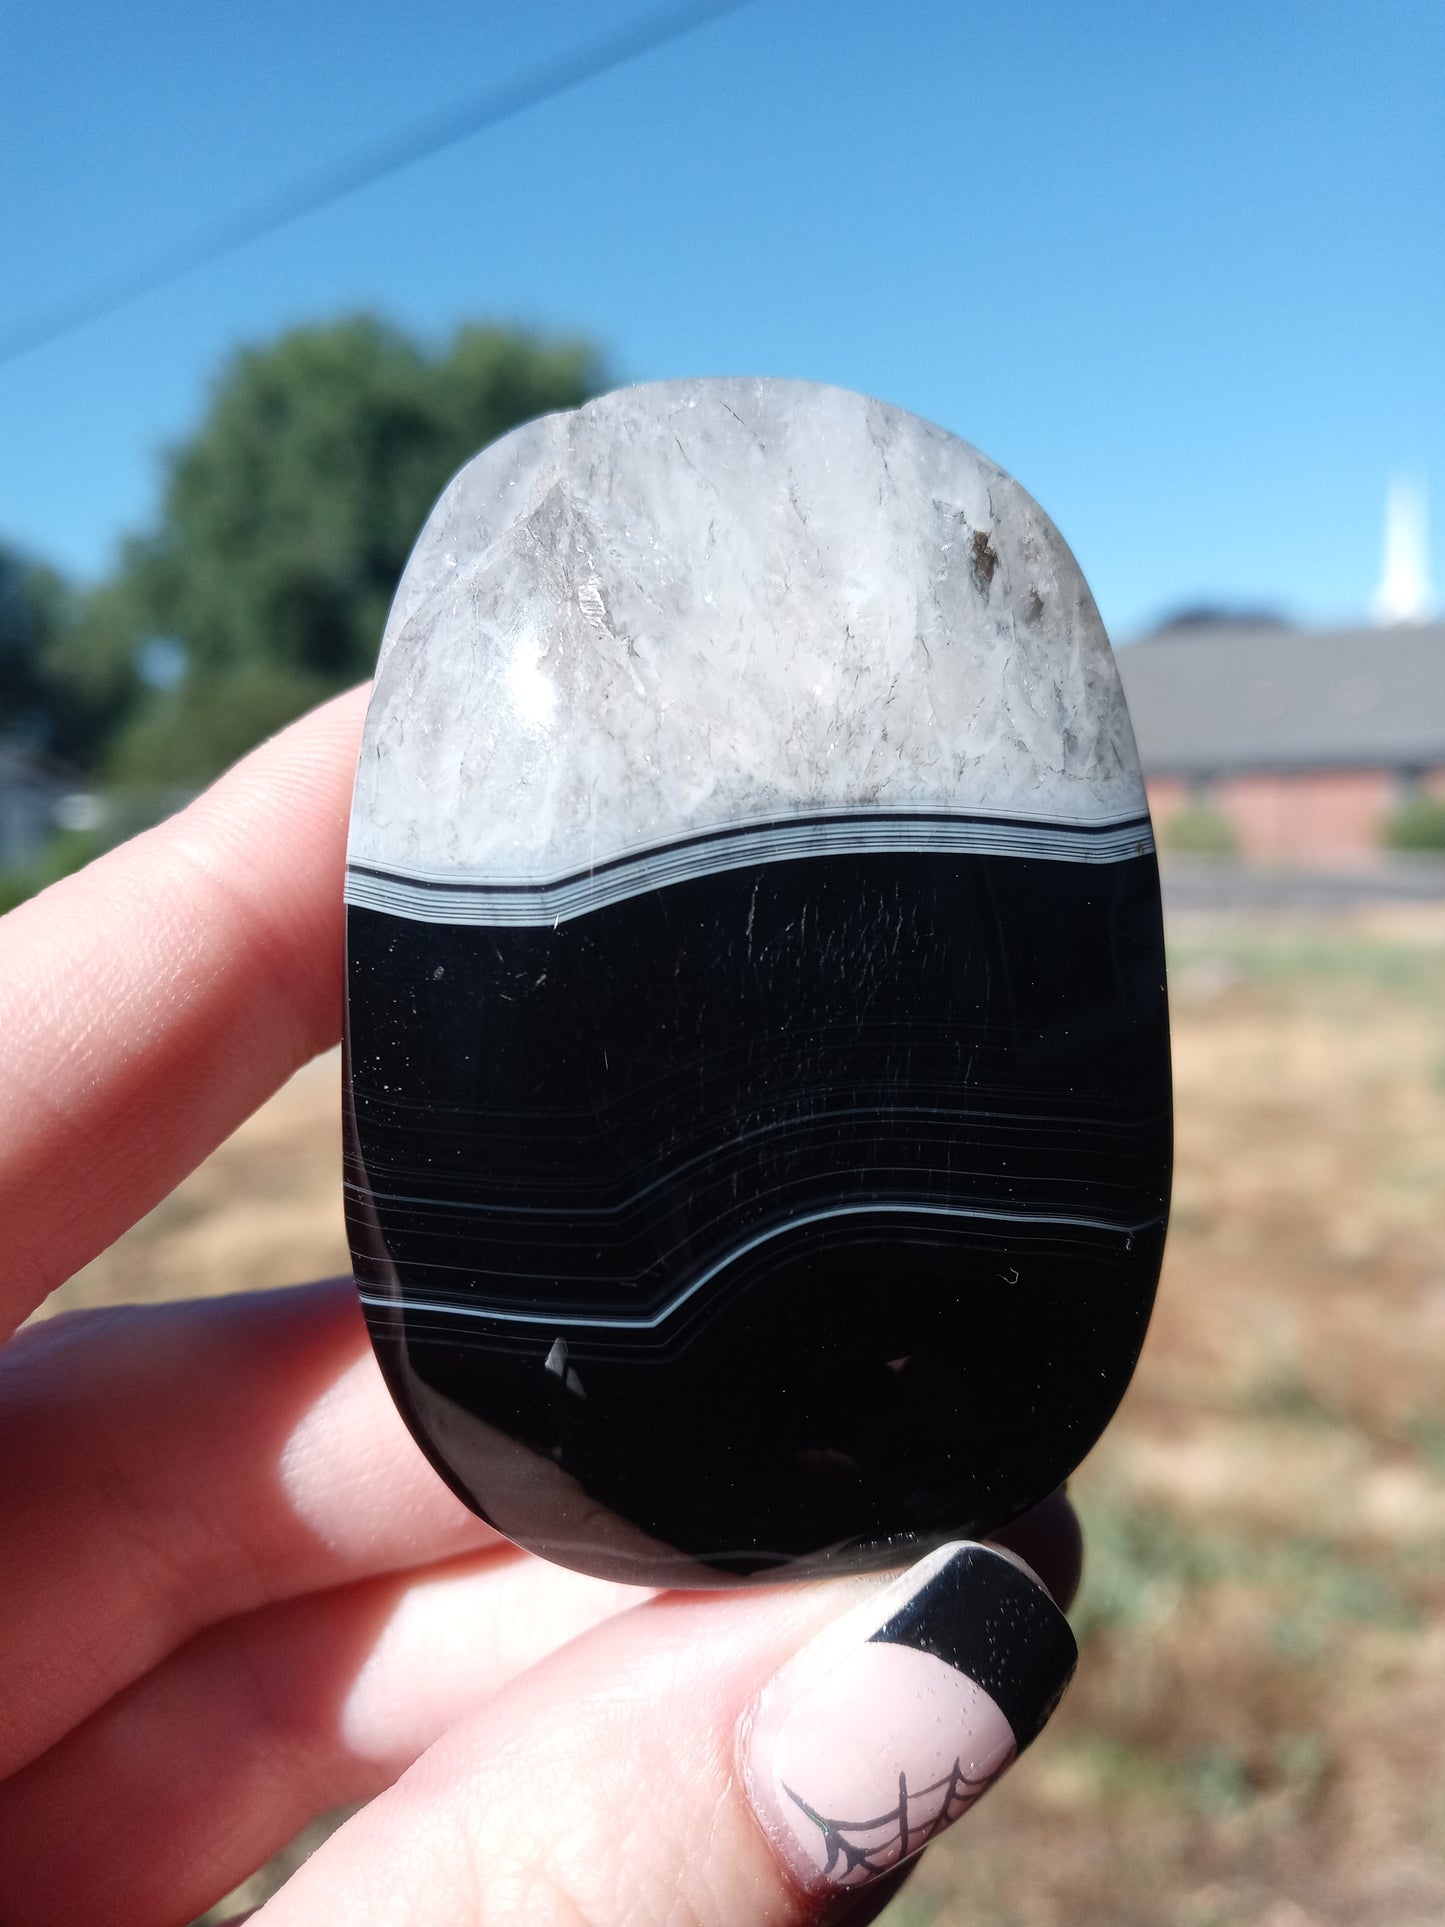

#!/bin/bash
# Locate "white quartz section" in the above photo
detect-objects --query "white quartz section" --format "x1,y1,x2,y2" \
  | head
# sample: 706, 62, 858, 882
350, 379, 1146, 881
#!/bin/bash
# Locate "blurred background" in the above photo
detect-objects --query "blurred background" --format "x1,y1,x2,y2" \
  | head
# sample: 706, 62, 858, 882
5, 1, 1443, 1921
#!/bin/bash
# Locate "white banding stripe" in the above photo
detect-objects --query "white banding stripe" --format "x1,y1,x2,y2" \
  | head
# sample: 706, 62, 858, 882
346, 812, 1155, 927
357, 1200, 1158, 1332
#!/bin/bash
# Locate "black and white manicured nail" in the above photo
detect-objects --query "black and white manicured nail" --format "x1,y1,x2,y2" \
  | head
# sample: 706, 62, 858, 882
743, 1542, 1077, 1892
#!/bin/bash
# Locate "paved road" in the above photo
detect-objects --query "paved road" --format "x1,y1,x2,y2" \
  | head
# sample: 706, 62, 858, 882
1159, 858, 1445, 912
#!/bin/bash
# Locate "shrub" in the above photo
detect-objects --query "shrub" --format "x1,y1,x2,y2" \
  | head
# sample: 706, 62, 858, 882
1160, 804, 1237, 856
0, 825, 106, 916
1382, 796, 1445, 852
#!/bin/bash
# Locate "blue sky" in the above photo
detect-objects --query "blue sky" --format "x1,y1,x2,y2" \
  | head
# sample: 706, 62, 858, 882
2, 0, 1440, 638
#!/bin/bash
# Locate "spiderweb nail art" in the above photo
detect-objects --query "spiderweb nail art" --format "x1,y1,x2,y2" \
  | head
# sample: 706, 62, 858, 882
782, 1755, 1010, 1884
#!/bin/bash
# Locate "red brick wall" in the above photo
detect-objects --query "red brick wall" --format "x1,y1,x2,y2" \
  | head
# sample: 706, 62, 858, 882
1145, 767, 1445, 865
1144, 777, 1192, 822
1212, 770, 1396, 864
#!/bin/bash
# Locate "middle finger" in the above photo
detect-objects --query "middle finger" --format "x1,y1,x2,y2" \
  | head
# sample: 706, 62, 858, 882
0, 1279, 494, 1778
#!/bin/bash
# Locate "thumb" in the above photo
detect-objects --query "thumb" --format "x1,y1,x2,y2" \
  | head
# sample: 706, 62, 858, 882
253, 1541, 1076, 1925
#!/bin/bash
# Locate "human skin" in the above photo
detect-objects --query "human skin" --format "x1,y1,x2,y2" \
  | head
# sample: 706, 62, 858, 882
0, 689, 1081, 1926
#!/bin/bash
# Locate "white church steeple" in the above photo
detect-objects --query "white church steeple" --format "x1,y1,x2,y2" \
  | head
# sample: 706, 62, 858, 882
1371, 475, 1434, 625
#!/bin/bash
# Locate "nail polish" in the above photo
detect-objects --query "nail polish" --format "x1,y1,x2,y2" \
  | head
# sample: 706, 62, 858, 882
744, 1542, 1077, 1890
345, 378, 1172, 1586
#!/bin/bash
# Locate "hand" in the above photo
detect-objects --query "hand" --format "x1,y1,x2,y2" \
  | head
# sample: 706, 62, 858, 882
0, 689, 1082, 1927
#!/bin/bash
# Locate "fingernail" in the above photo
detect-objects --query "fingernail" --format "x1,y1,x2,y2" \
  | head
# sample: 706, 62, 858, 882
742, 1542, 1076, 1892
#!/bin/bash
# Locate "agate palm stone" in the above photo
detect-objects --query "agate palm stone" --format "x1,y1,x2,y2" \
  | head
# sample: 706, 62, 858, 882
344, 378, 1171, 1586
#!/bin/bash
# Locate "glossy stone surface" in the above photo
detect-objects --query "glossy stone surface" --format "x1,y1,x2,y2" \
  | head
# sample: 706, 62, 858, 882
345, 378, 1171, 1586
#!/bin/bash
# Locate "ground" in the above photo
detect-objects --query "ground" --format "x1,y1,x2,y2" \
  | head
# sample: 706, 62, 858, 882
40, 903, 1445, 1927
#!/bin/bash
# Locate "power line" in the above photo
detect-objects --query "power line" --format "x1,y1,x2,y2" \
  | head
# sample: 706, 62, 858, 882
0, 0, 759, 370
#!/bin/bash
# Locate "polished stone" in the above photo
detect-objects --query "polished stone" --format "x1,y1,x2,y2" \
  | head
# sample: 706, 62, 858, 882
345, 378, 1171, 1586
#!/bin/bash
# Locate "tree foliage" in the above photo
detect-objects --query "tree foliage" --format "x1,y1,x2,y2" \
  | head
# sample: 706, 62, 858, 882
58, 316, 604, 784
0, 542, 90, 757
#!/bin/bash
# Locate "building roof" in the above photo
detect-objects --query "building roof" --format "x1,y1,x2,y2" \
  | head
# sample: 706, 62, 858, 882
1114, 620, 1445, 776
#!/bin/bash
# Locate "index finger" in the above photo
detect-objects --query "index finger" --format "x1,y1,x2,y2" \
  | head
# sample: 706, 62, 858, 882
0, 686, 366, 1335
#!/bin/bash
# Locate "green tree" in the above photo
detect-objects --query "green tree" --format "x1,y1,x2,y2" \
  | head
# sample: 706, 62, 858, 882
87, 317, 604, 785
40, 558, 151, 767
0, 542, 91, 757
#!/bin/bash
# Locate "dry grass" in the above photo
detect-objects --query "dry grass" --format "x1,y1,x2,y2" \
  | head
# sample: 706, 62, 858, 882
899, 905, 1445, 1927
40, 906, 1445, 1925
46, 1050, 351, 1316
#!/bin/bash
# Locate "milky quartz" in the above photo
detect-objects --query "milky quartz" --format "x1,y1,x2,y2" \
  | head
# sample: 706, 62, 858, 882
344, 379, 1170, 1587
349, 378, 1146, 887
